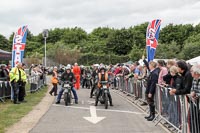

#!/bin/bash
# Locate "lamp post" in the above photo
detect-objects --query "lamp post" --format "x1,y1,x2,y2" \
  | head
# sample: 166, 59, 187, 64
42, 29, 48, 67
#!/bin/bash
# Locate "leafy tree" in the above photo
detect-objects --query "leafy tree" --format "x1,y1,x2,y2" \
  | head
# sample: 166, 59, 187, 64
156, 41, 181, 59
0, 34, 11, 51
106, 28, 133, 55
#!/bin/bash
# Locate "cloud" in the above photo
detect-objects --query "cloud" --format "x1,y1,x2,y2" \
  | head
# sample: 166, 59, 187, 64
0, 0, 200, 38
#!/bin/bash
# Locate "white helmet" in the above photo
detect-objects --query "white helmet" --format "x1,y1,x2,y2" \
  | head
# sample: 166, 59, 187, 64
65, 66, 71, 70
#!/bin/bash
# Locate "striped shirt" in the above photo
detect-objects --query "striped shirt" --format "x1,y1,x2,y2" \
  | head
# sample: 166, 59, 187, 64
191, 78, 200, 96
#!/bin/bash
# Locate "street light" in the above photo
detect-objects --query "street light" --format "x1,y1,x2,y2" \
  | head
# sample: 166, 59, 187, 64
42, 29, 49, 67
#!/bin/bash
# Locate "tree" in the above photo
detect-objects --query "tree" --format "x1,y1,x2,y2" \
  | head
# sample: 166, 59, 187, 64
106, 28, 133, 55
156, 41, 181, 59
0, 34, 11, 51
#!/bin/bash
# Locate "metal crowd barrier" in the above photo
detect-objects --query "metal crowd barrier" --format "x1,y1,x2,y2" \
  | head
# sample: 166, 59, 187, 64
0, 74, 46, 103
0, 81, 11, 103
116, 76, 147, 103
27, 74, 46, 93
154, 84, 200, 133
154, 85, 181, 132
116, 77, 200, 133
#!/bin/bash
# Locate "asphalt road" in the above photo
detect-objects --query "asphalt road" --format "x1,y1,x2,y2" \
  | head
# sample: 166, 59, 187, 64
30, 88, 167, 133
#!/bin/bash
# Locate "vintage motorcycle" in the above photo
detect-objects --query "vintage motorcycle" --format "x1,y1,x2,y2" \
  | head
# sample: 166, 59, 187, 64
97, 81, 109, 109
61, 81, 73, 106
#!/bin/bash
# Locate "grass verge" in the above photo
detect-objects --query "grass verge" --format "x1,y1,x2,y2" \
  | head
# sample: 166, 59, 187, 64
0, 86, 47, 133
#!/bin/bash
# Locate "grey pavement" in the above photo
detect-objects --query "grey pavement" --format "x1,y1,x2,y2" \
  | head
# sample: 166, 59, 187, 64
30, 88, 167, 133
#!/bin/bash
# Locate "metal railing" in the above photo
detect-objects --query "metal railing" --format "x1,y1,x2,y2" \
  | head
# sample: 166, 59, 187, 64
0, 74, 46, 103
115, 76, 200, 133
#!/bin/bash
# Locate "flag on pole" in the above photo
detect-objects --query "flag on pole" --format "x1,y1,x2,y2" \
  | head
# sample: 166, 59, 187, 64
146, 19, 161, 62
11, 26, 28, 67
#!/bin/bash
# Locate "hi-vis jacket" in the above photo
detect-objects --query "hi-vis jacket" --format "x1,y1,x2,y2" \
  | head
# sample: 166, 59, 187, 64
9, 67, 27, 82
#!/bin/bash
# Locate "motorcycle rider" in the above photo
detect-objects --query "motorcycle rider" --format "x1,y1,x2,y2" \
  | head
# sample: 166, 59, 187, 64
55, 66, 78, 104
95, 66, 113, 106
90, 65, 99, 98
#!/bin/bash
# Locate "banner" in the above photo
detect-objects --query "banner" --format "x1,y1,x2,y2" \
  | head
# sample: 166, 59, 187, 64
11, 26, 28, 67
146, 19, 161, 62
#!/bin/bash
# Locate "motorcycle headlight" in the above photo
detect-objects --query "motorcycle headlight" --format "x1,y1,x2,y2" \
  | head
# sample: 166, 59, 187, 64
64, 84, 70, 87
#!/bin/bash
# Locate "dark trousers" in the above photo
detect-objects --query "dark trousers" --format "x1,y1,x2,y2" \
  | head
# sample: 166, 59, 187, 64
90, 83, 97, 97
18, 82, 26, 101
82, 78, 86, 88
96, 89, 112, 105
146, 93, 155, 114
11, 82, 19, 103
49, 83, 58, 96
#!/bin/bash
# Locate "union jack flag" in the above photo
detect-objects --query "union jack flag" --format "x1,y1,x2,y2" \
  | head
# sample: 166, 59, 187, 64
12, 26, 28, 67
146, 19, 161, 62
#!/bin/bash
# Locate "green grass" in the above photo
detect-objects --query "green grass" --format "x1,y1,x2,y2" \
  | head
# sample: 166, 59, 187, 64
0, 85, 47, 133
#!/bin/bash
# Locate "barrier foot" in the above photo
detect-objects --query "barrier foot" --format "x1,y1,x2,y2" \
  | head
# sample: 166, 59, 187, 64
154, 115, 162, 126
0, 98, 5, 103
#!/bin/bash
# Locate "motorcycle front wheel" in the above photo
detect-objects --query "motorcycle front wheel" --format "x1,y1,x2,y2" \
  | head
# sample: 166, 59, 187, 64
64, 93, 69, 106
104, 93, 108, 109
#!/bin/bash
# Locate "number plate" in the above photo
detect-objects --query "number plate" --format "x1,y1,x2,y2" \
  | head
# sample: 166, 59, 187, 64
103, 85, 107, 88
64, 84, 70, 87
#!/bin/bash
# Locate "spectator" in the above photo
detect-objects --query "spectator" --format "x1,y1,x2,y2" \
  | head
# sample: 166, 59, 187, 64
144, 61, 159, 121
189, 64, 200, 132
163, 60, 176, 85
49, 66, 58, 96
169, 60, 193, 95
157, 60, 168, 84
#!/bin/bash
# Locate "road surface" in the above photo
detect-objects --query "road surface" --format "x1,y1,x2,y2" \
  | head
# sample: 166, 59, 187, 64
30, 88, 167, 133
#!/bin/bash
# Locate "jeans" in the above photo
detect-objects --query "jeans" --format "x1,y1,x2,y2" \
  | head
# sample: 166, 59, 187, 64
11, 82, 19, 103
56, 87, 78, 102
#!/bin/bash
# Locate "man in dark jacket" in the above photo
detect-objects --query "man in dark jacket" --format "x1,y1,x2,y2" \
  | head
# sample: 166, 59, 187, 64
55, 66, 78, 104
144, 61, 159, 121
169, 60, 193, 95
90, 66, 99, 98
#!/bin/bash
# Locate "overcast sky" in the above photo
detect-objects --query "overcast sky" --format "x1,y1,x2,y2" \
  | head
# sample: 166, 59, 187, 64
0, 0, 200, 38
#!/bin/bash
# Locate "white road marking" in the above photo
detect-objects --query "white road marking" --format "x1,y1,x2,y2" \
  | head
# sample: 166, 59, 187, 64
81, 100, 84, 104
83, 106, 105, 124
53, 104, 145, 115
87, 100, 95, 105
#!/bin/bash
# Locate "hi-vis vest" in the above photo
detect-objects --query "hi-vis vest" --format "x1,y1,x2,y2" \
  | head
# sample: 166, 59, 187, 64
20, 68, 27, 82
9, 67, 27, 82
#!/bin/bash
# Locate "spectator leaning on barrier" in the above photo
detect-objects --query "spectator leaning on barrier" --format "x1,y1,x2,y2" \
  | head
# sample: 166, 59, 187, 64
144, 61, 159, 121
0, 64, 9, 81
113, 64, 122, 89
190, 64, 200, 100
189, 64, 200, 132
157, 60, 168, 84
163, 60, 176, 85
166, 66, 182, 127
138, 65, 148, 80
5, 64, 11, 81
170, 60, 193, 95
30, 66, 40, 92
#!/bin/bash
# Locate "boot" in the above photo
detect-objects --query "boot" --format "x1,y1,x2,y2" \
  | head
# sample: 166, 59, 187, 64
55, 101, 60, 104
147, 114, 155, 121
147, 105, 155, 121
95, 100, 98, 106
110, 100, 113, 106
108, 93, 113, 106
144, 113, 152, 119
